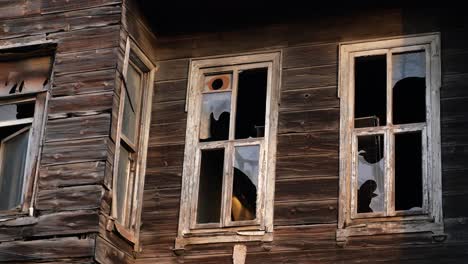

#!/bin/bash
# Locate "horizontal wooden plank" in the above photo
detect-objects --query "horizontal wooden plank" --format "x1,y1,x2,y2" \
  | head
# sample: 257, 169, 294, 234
443, 193, 468, 218
39, 161, 105, 189
48, 92, 113, 117
442, 51, 468, 76
54, 48, 117, 76
36, 185, 103, 211
146, 144, 185, 169
442, 169, 468, 196
155, 59, 189, 82
280, 86, 339, 112
442, 144, 468, 171
154, 79, 188, 103
282, 65, 337, 91
276, 153, 338, 180
275, 177, 338, 202
95, 236, 134, 264
278, 108, 340, 134
52, 68, 116, 97
151, 101, 187, 125
274, 199, 338, 226
40, 0, 121, 14
277, 131, 339, 157
0, 237, 94, 262
41, 137, 109, 165
283, 43, 338, 69
149, 121, 187, 146
0, 0, 41, 19
45, 114, 110, 142
48, 25, 120, 54
144, 167, 183, 190
441, 72, 468, 100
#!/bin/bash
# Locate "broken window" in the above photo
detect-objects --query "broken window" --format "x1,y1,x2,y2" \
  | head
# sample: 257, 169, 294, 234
112, 40, 155, 242
338, 34, 443, 239
178, 53, 280, 247
0, 47, 52, 215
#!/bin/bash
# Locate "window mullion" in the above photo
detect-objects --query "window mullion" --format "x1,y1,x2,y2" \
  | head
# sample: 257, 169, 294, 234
386, 128, 395, 216
221, 142, 234, 227
229, 69, 239, 141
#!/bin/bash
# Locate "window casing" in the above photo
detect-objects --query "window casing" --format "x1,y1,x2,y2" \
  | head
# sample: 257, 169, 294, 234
176, 52, 280, 248
0, 46, 53, 217
337, 34, 443, 241
112, 38, 155, 246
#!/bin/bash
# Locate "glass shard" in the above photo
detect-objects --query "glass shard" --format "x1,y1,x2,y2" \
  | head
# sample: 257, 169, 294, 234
235, 68, 268, 139
0, 126, 30, 210
0, 101, 35, 122
395, 131, 423, 211
354, 55, 387, 128
393, 51, 426, 125
357, 134, 385, 214
232, 145, 259, 221
197, 149, 224, 224
204, 73, 232, 92
199, 92, 231, 142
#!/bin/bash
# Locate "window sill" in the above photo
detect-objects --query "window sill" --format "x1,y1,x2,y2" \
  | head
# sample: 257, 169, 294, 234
174, 230, 273, 250
336, 218, 444, 244
0, 207, 31, 221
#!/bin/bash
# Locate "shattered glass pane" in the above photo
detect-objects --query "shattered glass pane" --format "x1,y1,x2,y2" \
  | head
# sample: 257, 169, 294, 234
393, 51, 426, 125
0, 56, 52, 96
204, 73, 232, 92
199, 92, 231, 142
116, 146, 130, 223
0, 101, 35, 122
0, 126, 30, 210
235, 68, 268, 139
122, 64, 142, 143
354, 55, 387, 128
197, 149, 224, 224
395, 131, 423, 211
232, 145, 259, 221
357, 134, 385, 214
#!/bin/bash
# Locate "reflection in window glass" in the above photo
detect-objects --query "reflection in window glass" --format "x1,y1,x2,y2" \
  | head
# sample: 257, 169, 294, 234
116, 146, 130, 223
0, 127, 30, 210
232, 145, 259, 221
354, 55, 387, 128
199, 92, 231, 142
395, 132, 423, 211
235, 68, 268, 139
0, 102, 35, 122
122, 64, 142, 143
357, 134, 385, 214
393, 51, 426, 125
197, 149, 224, 224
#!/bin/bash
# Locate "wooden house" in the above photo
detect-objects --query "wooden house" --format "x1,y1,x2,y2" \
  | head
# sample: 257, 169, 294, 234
0, 2, 467, 263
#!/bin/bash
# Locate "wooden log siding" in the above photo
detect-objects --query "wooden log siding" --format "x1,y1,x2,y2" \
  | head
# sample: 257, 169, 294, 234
134, 7, 468, 264
0, 1, 122, 263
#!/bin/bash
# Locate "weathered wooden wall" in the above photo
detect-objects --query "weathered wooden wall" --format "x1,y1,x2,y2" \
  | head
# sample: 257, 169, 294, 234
94, 0, 158, 263
136, 8, 468, 263
0, 1, 121, 263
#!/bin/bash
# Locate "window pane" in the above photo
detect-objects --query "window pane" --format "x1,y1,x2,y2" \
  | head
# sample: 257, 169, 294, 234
197, 149, 224, 224
395, 131, 423, 211
235, 68, 268, 139
121, 64, 142, 143
199, 92, 231, 142
357, 134, 385, 214
204, 73, 232, 92
116, 146, 130, 223
0, 126, 30, 211
0, 56, 52, 96
392, 51, 426, 125
0, 101, 35, 122
354, 55, 387, 128
232, 145, 259, 221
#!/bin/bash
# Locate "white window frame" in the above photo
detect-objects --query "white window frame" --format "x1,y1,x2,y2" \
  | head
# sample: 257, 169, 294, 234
111, 37, 155, 248
176, 52, 281, 249
337, 33, 443, 242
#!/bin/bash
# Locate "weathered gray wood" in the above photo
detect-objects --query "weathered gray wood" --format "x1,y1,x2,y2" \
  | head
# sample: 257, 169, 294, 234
278, 108, 340, 134
151, 101, 186, 125
54, 48, 117, 76
52, 69, 116, 97
274, 199, 338, 226
40, 0, 121, 14
280, 87, 339, 112
41, 137, 108, 165
277, 131, 339, 157
39, 161, 105, 189
149, 121, 187, 146
154, 79, 187, 103
36, 185, 103, 211
154, 59, 189, 82
283, 43, 338, 69
275, 177, 338, 202
0, 237, 95, 262
282, 65, 337, 91
45, 114, 110, 142
276, 153, 338, 180
48, 92, 113, 117
95, 236, 134, 264
0, 0, 41, 19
